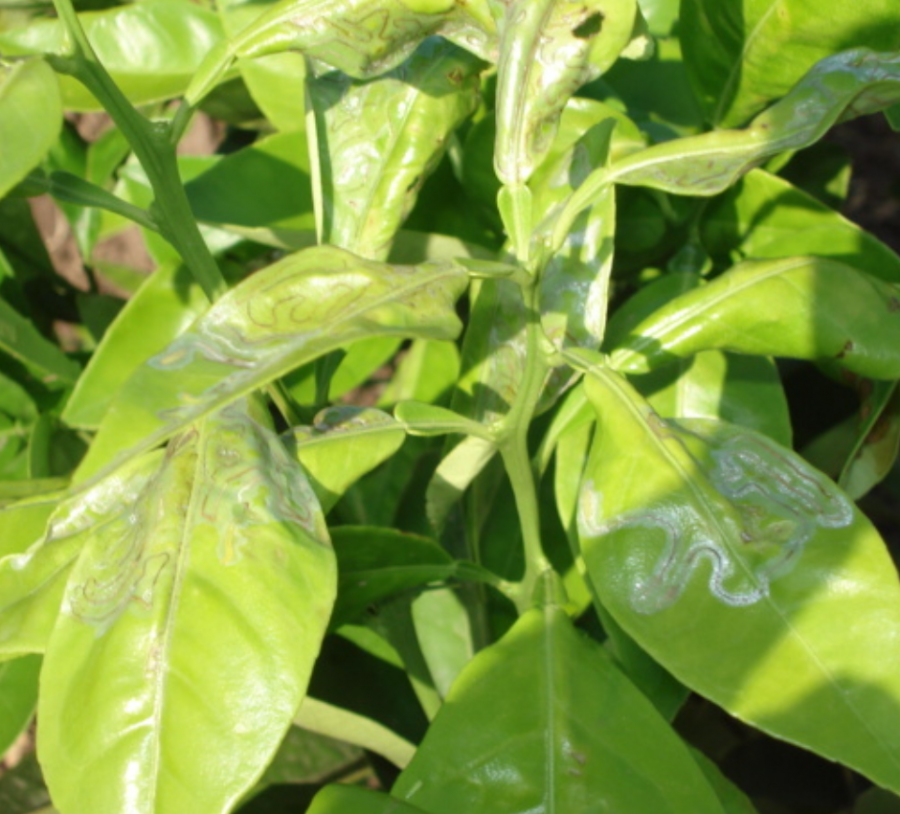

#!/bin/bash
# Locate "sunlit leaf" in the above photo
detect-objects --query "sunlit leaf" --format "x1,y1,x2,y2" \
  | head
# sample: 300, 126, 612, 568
578, 366, 900, 793
77, 245, 467, 483
609, 257, 900, 381
38, 398, 336, 814
0, 0, 225, 110
0, 59, 62, 200
392, 604, 726, 813
681, 0, 900, 126
307, 38, 482, 260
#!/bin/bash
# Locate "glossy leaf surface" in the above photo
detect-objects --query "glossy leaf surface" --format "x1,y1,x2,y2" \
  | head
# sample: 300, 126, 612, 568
38, 399, 336, 814
62, 264, 209, 429
493, 0, 637, 185
680, 0, 900, 126
609, 257, 900, 380
393, 604, 726, 813
187, 0, 496, 104
578, 367, 900, 792
560, 49, 900, 235
78, 246, 467, 482
0, 0, 225, 110
0, 59, 62, 200
701, 170, 900, 283
308, 38, 481, 260
288, 407, 405, 511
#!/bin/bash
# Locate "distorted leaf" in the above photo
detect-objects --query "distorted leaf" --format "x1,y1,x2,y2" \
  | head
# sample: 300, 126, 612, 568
609, 257, 900, 381
308, 38, 482, 260
63, 264, 209, 429
493, 0, 638, 185
77, 246, 467, 483
578, 366, 900, 793
680, 0, 900, 126
38, 399, 336, 814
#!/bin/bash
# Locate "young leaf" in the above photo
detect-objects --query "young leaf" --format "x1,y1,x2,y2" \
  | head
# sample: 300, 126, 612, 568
391, 604, 727, 813
681, 0, 900, 127
307, 38, 482, 260
38, 399, 336, 814
493, 0, 637, 186
578, 366, 900, 793
609, 257, 900, 380
76, 245, 467, 483
62, 263, 210, 429
0, 0, 226, 110
0, 59, 62, 200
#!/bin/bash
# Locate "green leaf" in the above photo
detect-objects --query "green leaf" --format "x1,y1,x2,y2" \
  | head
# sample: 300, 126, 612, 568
38, 399, 336, 814
395, 401, 493, 440
308, 786, 432, 814
702, 169, 900, 283
559, 49, 900, 237
187, 0, 497, 105
287, 407, 405, 512
183, 130, 316, 237
0, 452, 164, 660
377, 340, 460, 407
578, 366, 900, 793
609, 257, 900, 381
636, 351, 793, 447
392, 604, 726, 813
680, 0, 900, 127
307, 38, 482, 260
0, 60, 62, 200
330, 526, 455, 630
839, 382, 900, 500
0, 297, 80, 386
690, 749, 759, 814
0, 0, 226, 110
493, 0, 637, 185
62, 264, 209, 429
0, 654, 40, 755
295, 696, 416, 769
410, 588, 474, 698
76, 245, 467, 483
426, 435, 496, 531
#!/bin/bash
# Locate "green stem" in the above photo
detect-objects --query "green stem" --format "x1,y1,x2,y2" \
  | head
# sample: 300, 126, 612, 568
498, 278, 552, 611
50, 0, 227, 303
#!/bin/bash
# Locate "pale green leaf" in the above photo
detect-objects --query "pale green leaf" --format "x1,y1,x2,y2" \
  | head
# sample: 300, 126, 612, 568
0, 1, 225, 110
287, 407, 405, 512
609, 257, 900, 381
38, 399, 336, 814
76, 245, 467, 483
0, 59, 61, 200
308, 38, 482, 260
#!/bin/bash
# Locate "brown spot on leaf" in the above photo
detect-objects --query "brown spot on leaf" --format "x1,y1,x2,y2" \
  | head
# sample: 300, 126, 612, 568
836, 340, 855, 359
889, 296, 900, 312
